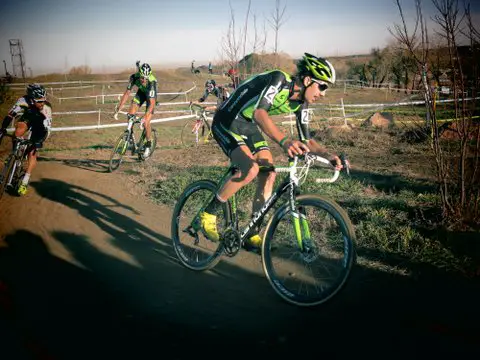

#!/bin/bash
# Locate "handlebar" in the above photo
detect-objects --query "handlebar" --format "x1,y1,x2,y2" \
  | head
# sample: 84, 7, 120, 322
115, 110, 144, 123
0, 132, 34, 149
274, 153, 350, 184
189, 102, 207, 112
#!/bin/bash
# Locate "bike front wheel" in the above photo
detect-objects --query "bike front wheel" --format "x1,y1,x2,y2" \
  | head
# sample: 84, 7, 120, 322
181, 120, 211, 148
262, 194, 356, 307
171, 180, 230, 271
138, 128, 158, 160
108, 131, 130, 172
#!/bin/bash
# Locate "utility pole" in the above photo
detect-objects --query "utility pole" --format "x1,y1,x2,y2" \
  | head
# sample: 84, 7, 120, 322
2, 60, 7, 76
9, 39, 27, 83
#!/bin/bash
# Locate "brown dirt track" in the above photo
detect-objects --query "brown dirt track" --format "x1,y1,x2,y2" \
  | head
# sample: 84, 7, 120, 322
0, 144, 479, 359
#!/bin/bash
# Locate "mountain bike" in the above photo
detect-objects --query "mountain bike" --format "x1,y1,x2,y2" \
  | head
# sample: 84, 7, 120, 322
0, 133, 33, 200
171, 153, 356, 307
108, 112, 158, 172
181, 103, 214, 148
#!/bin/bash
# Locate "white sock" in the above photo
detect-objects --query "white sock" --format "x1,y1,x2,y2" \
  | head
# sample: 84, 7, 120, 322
21, 173, 31, 185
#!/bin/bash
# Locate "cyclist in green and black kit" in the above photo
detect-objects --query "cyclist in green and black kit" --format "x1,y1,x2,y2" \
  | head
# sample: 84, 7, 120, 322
198, 53, 344, 251
115, 62, 158, 157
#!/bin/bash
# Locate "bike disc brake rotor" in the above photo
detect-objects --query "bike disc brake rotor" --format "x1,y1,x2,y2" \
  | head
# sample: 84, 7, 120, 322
299, 240, 319, 263
223, 229, 241, 257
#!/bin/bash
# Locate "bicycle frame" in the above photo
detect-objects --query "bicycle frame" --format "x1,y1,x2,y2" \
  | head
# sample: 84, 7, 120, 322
121, 115, 146, 155
1, 133, 32, 190
189, 104, 213, 145
194, 154, 340, 253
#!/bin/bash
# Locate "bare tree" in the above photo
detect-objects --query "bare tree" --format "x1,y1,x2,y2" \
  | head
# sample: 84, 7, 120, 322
267, 0, 288, 65
221, 1, 242, 73
390, 0, 479, 224
241, 0, 252, 77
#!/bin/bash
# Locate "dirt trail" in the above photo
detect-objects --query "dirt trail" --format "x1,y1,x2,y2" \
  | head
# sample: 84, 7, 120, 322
0, 153, 479, 359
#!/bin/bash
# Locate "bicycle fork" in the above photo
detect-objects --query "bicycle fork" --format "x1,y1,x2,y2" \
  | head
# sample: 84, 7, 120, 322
288, 184, 312, 253
291, 207, 312, 252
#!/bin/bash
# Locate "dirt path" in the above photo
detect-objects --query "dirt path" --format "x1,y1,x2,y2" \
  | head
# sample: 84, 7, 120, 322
1, 153, 479, 359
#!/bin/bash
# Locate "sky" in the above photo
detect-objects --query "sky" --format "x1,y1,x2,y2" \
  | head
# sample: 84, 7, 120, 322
0, 0, 479, 75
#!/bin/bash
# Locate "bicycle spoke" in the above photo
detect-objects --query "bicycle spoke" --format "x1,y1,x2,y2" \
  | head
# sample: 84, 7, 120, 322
171, 180, 228, 271
262, 195, 356, 306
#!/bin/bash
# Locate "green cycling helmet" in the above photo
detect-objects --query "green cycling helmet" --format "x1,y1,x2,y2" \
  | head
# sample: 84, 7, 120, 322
300, 53, 336, 84
139, 63, 152, 77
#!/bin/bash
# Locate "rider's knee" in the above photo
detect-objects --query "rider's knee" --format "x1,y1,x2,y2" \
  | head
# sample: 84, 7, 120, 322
264, 169, 277, 183
243, 161, 260, 183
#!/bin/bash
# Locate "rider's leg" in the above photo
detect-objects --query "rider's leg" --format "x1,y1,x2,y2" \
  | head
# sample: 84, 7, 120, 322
14, 121, 27, 137
242, 149, 276, 249
21, 150, 37, 186
14, 121, 32, 195
143, 114, 152, 142
200, 146, 259, 242
127, 102, 139, 120
217, 145, 259, 200
252, 149, 276, 215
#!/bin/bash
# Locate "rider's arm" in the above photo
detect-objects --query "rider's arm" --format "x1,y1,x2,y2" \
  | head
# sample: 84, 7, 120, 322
1, 115, 14, 133
198, 89, 209, 103
40, 102, 53, 140
253, 109, 289, 145
116, 74, 135, 112
253, 71, 309, 156
294, 106, 341, 168
1, 97, 25, 133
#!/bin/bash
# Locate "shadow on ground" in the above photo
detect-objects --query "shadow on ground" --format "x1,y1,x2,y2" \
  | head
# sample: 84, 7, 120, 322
38, 156, 111, 173
0, 178, 479, 359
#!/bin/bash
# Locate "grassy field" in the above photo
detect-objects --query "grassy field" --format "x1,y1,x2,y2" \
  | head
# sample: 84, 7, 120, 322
1, 70, 479, 279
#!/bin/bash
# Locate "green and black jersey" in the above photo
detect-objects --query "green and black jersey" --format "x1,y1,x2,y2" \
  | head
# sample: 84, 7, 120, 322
216, 69, 311, 142
127, 72, 158, 99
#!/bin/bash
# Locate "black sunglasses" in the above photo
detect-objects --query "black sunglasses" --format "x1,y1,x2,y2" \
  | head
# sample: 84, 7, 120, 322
312, 79, 329, 91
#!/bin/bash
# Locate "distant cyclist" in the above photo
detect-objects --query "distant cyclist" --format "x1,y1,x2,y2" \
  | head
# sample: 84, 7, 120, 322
227, 68, 241, 89
115, 62, 158, 157
191, 79, 230, 112
0, 83, 52, 196
197, 53, 343, 252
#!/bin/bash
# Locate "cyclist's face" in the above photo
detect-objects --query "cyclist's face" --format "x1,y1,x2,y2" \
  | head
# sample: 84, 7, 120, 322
140, 76, 148, 85
33, 99, 46, 109
303, 77, 327, 104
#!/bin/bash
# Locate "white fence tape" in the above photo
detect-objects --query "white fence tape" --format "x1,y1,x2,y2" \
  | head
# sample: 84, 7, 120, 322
51, 114, 197, 132
56, 84, 197, 103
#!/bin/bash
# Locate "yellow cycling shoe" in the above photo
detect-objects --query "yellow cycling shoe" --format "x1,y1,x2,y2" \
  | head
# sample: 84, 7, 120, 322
17, 184, 28, 196
199, 211, 220, 242
247, 234, 262, 247
242, 234, 262, 254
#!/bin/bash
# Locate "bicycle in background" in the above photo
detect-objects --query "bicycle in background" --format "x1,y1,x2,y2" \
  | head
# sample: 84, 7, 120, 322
171, 152, 355, 307
181, 103, 214, 148
0, 132, 34, 200
108, 111, 158, 172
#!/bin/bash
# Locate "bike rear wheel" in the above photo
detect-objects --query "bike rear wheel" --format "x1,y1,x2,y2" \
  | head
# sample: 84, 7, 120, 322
171, 180, 230, 271
262, 194, 356, 307
108, 131, 130, 172
0, 155, 15, 200
181, 120, 211, 148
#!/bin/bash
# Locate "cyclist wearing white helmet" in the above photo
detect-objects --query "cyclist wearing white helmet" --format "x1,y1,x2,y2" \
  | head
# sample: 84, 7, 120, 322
115, 62, 158, 157
191, 79, 230, 112
0, 83, 53, 196
197, 53, 343, 252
